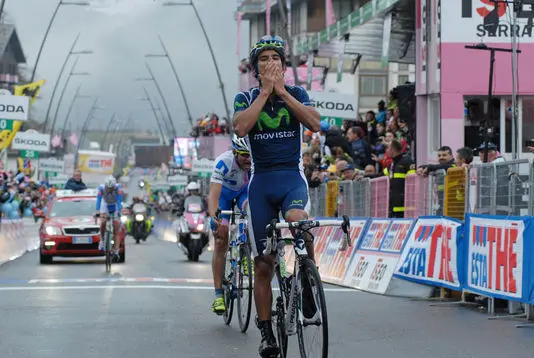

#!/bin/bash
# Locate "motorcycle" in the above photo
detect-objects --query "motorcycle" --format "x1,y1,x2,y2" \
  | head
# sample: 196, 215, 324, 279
131, 203, 149, 244
176, 196, 208, 262
138, 179, 146, 189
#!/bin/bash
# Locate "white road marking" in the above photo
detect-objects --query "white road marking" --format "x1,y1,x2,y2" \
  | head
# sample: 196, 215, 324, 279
0, 285, 360, 292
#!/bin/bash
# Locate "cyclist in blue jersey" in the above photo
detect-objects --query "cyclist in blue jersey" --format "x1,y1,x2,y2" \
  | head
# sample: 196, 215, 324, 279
233, 35, 321, 357
209, 134, 251, 315
95, 175, 123, 258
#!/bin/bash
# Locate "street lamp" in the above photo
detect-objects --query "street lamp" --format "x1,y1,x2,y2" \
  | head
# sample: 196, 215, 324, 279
162, 1, 231, 123
145, 35, 193, 127
43, 33, 93, 131
136, 80, 172, 135
59, 84, 91, 135
101, 113, 116, 150
140, 87, 168, 143
49, 57, 91, 133
30, 1, 90, 82
75, 98, 104, 167
136, 63, 177, 137
0, 0, 7, 22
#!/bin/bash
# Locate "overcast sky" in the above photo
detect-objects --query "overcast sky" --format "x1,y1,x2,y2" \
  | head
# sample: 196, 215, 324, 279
5, 0, 250, 136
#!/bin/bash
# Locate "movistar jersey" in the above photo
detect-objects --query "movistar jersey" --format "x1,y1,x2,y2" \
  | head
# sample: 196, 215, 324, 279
233, 86, 311, 173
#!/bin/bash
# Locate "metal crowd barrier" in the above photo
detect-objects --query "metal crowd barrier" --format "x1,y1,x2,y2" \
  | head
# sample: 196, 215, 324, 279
308, 159, 532, 222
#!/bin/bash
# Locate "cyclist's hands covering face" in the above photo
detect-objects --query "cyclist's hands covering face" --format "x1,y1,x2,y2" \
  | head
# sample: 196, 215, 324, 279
259, 62, 277, 95
273, 66, 286, 96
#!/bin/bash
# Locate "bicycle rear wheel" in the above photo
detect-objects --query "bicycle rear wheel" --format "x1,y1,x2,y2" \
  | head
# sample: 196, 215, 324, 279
222, 247, 234, 325
237, 243, 253, 333
297, 258, 328, 358
274, 267, 289, 358
105, 232, 112, 273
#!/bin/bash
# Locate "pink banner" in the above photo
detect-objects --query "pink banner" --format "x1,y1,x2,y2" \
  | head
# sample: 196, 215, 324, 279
325, 0, 336, 27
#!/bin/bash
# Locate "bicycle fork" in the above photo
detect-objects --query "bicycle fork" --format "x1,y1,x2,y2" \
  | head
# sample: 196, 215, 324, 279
285, 234, 308, 336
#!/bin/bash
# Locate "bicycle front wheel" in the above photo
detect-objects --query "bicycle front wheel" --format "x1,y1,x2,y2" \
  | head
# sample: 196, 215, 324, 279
222, 247, 234, 325
237, 243, 253, 333
105, 232, 112, 273
297, 258, 328, 358
274, 267, 289, 358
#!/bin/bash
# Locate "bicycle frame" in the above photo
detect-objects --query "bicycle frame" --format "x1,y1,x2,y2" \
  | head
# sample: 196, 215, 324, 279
106, 212, 115, 250
274, 235, 307, 336
265, 216, 351, 337
221, 209, 248, 293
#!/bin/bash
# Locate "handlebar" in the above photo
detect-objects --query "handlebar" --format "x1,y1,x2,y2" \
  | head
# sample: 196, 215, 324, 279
263, 215, 351, 256
214, 208, 246, 221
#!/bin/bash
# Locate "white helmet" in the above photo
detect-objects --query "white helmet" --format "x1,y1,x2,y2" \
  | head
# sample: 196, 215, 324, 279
232, 134, 249, 153
187, 182, 200, 191
105, 175, 116, 188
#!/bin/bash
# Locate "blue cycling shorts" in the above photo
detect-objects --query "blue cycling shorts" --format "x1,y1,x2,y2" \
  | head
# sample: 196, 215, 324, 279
247, 169, 309, 257
219, 186, 248, 221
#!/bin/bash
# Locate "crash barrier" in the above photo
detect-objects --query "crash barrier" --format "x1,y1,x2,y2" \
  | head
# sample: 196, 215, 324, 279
282, 214, 534, 304
0, 218, 40, 265
282, 216, 432, 298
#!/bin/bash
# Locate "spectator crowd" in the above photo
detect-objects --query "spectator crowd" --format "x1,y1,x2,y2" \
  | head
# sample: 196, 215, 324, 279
301, 90, 490, 218
190, 113, 230, 137
0, 169, 53, 221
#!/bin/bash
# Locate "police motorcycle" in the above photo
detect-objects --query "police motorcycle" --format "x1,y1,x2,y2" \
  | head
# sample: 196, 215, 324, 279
176, 183, 209, 262
131, 203, 150, 244
125, 197, 153, 244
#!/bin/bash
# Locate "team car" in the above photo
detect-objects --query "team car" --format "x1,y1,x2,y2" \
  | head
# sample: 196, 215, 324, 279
38, 189, 126, 264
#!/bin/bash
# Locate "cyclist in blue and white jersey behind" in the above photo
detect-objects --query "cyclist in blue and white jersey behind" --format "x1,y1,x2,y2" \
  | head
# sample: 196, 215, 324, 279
209, 134, 251, 315
233, 35, 321, 357
95, 175, 123, 259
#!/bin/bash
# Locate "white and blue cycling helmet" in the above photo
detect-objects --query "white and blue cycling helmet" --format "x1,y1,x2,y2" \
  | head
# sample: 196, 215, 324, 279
232, 134, 249, 153
105, 175, 116, 188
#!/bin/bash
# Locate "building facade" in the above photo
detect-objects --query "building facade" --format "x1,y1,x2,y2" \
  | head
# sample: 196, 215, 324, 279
0, 24, 25, 92
236, 0, 415, 117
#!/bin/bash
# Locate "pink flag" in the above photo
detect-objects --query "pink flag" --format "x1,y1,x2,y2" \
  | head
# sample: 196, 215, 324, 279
266, 0, 271, 35
325, 0, 336, 27
51, 135, 61, 148
69, 132, 78, 147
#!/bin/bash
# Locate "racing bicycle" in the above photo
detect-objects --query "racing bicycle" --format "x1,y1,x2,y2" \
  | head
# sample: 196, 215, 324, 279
264, 215, 351, 358
95, 210, 117, 273
216, 207, 253, 333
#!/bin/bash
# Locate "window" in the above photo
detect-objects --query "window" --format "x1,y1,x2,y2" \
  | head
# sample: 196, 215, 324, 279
428, 95, 441, 151
359, 96, 386, 110
290, 3, 301, 35
333, 0, 353, 20
398, 75, 409, 85
463, 96, 502, 152
360, 76, 387, 96
257, 13, 266, 38
398, 63, 410, 71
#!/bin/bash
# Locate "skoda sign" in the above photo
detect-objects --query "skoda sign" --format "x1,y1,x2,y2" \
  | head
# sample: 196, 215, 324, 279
308, 91, 358, 119
0, 95, 29, 121
11, 131, 51, 152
